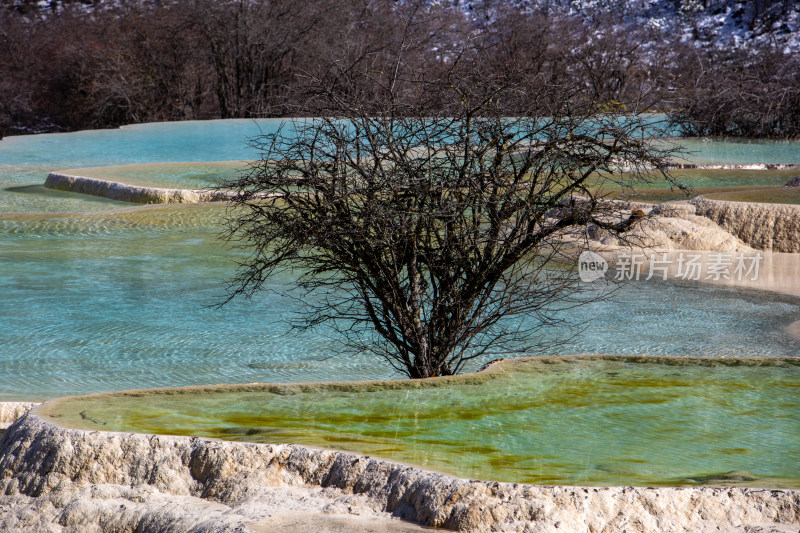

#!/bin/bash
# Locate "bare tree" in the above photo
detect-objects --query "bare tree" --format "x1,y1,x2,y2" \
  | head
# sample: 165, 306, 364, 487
669, 45, 800, 138
221, 39, 679, 378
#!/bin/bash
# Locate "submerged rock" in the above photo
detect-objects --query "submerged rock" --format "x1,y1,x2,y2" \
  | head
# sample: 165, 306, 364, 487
681, 470, 760, 485
785, 175, 800, 187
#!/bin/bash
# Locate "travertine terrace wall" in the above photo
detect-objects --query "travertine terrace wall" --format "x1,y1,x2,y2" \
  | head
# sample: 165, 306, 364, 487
44, 172, 229, 204
0, 411, 798, 532
691, 197, 800, 252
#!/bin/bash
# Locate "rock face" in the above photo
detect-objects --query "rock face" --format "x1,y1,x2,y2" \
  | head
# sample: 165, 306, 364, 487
0, 403, 38, 430
44, 173, 230, 204
690, 197, 800, 252
785, 175, 800, 187
624, 214, 752, 251
668, 163, 799, 171
1, 412, 799, 533
587, 202, 751, 252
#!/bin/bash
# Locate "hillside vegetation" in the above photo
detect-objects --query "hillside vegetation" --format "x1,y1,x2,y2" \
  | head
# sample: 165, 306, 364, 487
1, 0, 798, 138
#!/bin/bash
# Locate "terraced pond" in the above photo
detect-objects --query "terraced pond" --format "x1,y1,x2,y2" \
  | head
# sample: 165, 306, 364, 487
2, 202, 798, 399
40, 355, 800, 488
0, 119, 798, 403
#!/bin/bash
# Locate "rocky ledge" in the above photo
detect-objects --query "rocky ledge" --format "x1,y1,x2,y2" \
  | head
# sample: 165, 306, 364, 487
44, 173, 231, 204
690, 197, 800, 253
667, 163, 799, 171
0, 404, 39, 431
1, 411, 798, 532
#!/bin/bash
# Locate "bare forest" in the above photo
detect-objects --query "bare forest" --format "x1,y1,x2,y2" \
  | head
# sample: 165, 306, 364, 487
1, 0, 799, 138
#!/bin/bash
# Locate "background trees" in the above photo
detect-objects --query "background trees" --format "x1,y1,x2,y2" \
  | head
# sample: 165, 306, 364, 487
1, 0, 798, 138
667, 45, 800, 138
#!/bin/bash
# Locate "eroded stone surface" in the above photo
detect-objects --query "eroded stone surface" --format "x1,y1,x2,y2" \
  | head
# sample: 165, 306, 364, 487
691, 197, 800, 252
1, 412, 798, 532
579, 201, 751, 252
590, 213, 752, 252
0, 403, 39, 430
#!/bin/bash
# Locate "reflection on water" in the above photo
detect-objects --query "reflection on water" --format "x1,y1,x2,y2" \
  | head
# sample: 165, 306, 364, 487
42, 356, 800, 488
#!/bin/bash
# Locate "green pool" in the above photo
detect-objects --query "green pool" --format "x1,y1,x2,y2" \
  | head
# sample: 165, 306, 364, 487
40, 355, 800, 488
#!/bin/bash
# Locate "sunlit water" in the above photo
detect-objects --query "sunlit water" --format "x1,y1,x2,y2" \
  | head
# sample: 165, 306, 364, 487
0, 120, 280, 213
0, 120, 798, 401
0, 119, 799, 212
41, 356, 800, 488
670, 137, 800, 166
1, 204, 798, 400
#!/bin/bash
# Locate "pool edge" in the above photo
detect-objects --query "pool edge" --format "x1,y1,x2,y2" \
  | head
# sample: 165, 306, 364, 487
2, 408, 799, 532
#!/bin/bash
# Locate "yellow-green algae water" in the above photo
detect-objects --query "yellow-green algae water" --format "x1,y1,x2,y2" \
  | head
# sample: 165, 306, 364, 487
41, 355, 800, 488
48, 164, 800, 205
61, 161, 246, 189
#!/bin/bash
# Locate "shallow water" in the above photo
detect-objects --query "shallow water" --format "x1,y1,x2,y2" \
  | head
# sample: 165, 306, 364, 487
0, 167, 129, 213
0, 120, 799, 401
0, 120, 280, 214
703, 187, 800, 204
0, 120, 279, 168
650, 168, 796, 189
670, 138, 800, 166
1, 120, 798, 169
0, 120, 799, 214
42, 356, 800, 488
61, 161, 246, 189
1, 205, 798, 400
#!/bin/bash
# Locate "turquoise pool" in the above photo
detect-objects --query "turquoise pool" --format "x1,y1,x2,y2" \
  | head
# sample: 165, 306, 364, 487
0, 120, 799, 400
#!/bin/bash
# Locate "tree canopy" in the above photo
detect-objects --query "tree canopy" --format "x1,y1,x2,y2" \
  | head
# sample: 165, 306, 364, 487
221, 50, 680, 378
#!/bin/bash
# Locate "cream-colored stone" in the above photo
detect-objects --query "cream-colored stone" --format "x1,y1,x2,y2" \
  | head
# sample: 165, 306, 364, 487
0, 413, 798, 532
584, 213, 751, 252
44, 173, 231, 204
0, 403, 39, 430
690, 197, 800, 252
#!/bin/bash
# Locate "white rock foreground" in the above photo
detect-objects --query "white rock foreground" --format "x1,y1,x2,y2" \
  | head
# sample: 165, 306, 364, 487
0, 409, 798, 533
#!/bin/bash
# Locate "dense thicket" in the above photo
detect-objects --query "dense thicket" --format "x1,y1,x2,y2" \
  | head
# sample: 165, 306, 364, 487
0, 0, 798, 138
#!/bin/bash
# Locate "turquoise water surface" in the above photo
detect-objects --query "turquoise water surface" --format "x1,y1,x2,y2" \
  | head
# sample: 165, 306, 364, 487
0, 120, 799, 400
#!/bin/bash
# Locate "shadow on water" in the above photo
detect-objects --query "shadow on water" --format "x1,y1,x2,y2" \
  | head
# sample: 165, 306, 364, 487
677, 470, 761, 486
4, 184, 48, 194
